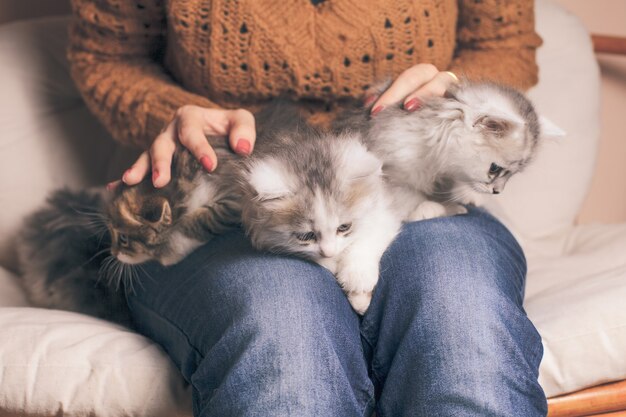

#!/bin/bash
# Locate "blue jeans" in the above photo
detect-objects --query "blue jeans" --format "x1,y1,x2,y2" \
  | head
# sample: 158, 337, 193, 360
127, 207, 547, 416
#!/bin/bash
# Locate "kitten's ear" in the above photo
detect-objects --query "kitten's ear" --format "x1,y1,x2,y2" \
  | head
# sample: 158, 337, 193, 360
248, 158, 293, 201
341, 140, 382, 180
539, 115, 566, 139
159, 200, 172, 225
141, 197, 172, 225
474, 115, 518, 138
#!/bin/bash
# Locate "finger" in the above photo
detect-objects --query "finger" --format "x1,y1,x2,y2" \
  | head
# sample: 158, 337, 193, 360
362, 84, 385, 107
178, 117, 218, 172
150, 124, 177, 188
371, 63, 439, 114
363, 94, 379, 107
106, 180, 122, 191
122, 151, 151, 185
226, 109, 256, 156
403, 71, 459, 111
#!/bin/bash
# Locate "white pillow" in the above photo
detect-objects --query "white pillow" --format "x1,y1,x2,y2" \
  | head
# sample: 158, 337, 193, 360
525, 223, 626, 397
0, 307, 193, 417
0, 266, 193, 416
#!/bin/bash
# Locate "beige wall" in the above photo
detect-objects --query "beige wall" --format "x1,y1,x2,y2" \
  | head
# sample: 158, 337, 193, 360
553, 0, 626, 224
1, 0, 625, 223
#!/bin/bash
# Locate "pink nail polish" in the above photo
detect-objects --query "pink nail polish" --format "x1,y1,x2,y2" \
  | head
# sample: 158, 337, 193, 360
200, 155, 214, 172
404, 98, 422, 111
371, 105, 384, 116
364, 95, 377, 107
235, 139, 252, 155
152, 170, 160, 185
122, 169, 131, 182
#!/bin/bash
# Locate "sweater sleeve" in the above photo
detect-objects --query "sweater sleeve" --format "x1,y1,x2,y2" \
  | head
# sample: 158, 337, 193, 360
67, 0, 219, 148
447, 0, 543, 90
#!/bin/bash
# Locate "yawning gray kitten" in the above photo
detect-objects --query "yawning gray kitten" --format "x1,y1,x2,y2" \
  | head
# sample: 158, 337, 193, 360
240, 107, 400, 314
337, 81, 564, 221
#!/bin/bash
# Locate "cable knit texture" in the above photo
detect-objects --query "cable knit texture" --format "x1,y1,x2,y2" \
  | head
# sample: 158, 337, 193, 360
68, 0, 542, 148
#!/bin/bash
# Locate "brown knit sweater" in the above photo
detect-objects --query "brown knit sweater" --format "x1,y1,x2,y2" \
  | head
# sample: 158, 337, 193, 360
68, 0, 542, 148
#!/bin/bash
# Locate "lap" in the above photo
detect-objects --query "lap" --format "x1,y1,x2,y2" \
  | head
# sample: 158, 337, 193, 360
128, 207, 526, 370
377, 205, 527, 306
127, 229, 358, 365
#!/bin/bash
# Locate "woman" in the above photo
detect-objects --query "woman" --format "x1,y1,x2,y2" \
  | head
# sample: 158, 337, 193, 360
68, 1, 546, 415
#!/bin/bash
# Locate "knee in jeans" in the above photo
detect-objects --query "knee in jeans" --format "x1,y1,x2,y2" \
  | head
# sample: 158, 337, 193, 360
382, 213, 526, 303
215, 257, 343, 343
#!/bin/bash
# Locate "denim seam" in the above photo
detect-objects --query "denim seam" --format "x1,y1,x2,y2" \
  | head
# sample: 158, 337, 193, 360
361, 395, 376, 417
359, 327, 379, 378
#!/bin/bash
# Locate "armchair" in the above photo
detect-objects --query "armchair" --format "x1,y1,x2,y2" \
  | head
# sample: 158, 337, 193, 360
0, 1, 624, 416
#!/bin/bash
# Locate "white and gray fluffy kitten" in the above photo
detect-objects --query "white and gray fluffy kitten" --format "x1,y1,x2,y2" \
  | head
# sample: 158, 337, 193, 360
240, 108, 400, 314
337, 81, 564, 222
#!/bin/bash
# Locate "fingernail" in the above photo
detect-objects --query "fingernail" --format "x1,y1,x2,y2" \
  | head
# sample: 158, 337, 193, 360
200, 155, 214, 172
404, 98, 422, 111
235, 139, 251, 155
371, 105, 384, 116
152, 169, 160, 185
364, 95, 377, 107
122, 169, 131, 183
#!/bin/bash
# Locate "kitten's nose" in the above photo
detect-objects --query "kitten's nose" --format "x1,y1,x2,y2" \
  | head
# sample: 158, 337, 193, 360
319, 242, 337, 258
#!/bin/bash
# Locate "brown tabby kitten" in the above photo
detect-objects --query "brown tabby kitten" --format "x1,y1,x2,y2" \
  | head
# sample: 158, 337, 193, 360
17, 137, 241, 325
107, 139, 241, 266
16, 100, 312, 323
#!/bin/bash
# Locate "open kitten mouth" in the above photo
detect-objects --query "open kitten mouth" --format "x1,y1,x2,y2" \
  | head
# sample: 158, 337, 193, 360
116, 253, 150, 265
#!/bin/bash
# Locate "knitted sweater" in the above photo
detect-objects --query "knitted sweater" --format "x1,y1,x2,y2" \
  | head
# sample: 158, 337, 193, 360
68, 0, 542, 148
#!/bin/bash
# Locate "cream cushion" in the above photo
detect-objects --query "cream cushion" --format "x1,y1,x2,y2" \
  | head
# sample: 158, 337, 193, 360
526, 223, 626, 397
0, 301, 191, 417
0, 2, 624, 416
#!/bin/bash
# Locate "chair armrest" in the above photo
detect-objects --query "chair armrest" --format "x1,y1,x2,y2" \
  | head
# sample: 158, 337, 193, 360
548, 380, 626, 417
592, 34, 626, 55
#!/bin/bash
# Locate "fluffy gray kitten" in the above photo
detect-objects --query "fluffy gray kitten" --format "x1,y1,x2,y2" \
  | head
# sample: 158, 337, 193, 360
337, 81, 564, 221
240, 106, 400, 314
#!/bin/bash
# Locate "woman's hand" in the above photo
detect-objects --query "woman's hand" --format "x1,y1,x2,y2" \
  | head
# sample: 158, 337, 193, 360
367, 64, 459, 115
118, 105, 256, 188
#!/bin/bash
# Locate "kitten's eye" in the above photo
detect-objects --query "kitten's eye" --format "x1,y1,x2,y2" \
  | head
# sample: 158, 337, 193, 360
119, 233, 129, 247
295, 231, 316, 242
337, 223, 352, 233
489, 163, 504, 176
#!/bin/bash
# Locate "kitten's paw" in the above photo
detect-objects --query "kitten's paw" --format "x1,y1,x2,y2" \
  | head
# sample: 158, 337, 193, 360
348, 291, 372, 315
408, 201, 447, 221
336, 262, 379, 294
448, 204, 468, 216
